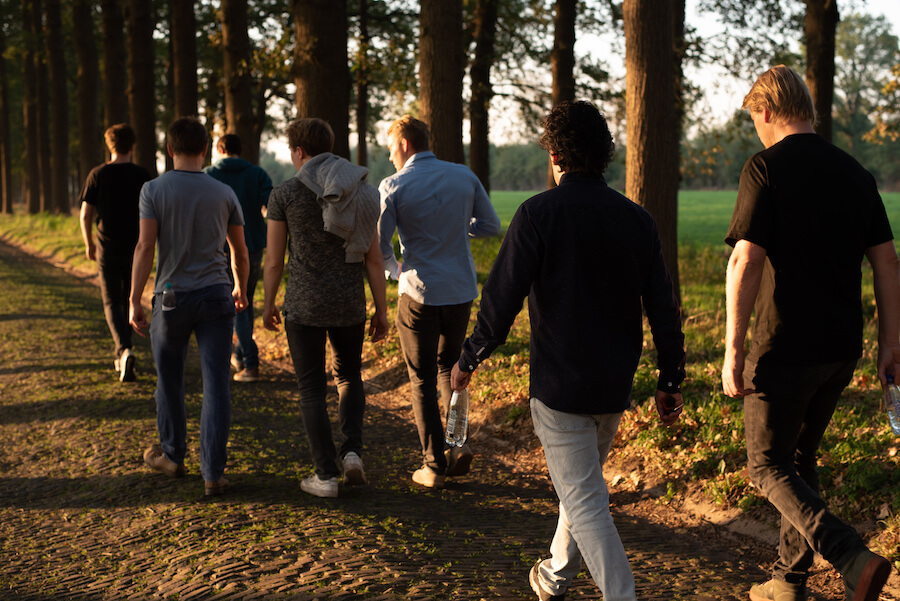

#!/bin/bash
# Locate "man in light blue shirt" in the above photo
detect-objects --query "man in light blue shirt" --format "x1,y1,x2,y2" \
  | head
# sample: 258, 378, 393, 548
378, 115, 500, 489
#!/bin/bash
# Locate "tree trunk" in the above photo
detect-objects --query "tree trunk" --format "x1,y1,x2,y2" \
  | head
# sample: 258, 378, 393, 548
0, 21, 13, 214
469, 0, 498, 194
355, 0, 369, 167
127, 0, 158, 175
171, 0, 198, 120
419, 0, 465, 163
101, 0, 128, 129
34, 0, 52, 211
222, 0, 258, 163
73, 0, 102, 184
292, 0, 351, 159
547, 0, 577, 188
624, 0, 681, 301
22, 0, 41, 213
805, 0, 838, 142
46, 0, 70, 213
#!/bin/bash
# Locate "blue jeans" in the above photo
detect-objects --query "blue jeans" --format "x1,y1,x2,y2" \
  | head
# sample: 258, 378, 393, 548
233, 249, 263, 369
743, 358, 866, 586
530, 398, 636, 601
284, 319, 366, 478
150, 284, 235, 482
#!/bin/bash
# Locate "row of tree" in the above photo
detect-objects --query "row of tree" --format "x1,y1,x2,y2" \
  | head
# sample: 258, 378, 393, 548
1, 0, 899, 301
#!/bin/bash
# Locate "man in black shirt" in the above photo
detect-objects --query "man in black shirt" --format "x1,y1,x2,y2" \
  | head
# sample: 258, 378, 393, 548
79, 124, 152, 382
723, 65, 898, 601
451, 101, 685, 601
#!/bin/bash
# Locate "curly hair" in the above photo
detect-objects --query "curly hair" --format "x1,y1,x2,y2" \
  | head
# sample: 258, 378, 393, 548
538, 100, 615, 177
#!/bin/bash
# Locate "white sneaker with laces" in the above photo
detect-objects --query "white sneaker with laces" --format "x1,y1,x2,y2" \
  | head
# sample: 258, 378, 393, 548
300, 473, 339, 498
342, 452, 368, 486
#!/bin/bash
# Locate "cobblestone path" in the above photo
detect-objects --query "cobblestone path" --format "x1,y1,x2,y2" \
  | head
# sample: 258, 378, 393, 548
0, 238, 833, 600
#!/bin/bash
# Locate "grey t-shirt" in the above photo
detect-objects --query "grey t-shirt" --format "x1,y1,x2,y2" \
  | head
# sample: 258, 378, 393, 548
267, 177, 366, 328
139, 170, 245, 294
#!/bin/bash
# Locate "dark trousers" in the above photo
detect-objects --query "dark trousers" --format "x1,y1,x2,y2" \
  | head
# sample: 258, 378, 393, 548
97, 246, 133, 358
233, 250, 263, 369
285, 319, 366, 478
743, 358, 866, 586
396, 294, 472, 473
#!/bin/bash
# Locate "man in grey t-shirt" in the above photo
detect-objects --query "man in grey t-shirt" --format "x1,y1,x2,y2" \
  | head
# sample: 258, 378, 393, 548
129, 117, 249, 497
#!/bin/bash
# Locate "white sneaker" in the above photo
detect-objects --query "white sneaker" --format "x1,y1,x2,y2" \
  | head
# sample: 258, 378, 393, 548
300, 473, 339, 498
119, 348, 136, 382
342, 452, 368, 486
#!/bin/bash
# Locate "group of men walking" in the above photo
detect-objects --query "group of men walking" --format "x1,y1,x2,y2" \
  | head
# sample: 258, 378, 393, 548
76, 64, 897, 601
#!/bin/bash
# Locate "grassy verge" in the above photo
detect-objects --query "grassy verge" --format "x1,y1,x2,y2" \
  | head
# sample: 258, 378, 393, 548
2, 206, 898, 569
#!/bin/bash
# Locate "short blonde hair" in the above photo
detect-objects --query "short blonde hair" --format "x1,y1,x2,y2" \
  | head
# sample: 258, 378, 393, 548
742, 65, 817, 126
387, 115, 430, 152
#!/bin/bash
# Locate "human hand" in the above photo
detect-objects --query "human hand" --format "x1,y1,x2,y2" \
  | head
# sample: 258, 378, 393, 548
369, 311, 389, 342
85, 242, 96, 262
722, 348, 754, 397
450, 363, 472, 392
130, 302, 149, 337
655, 390, 683, 426
263, 304, 281, 332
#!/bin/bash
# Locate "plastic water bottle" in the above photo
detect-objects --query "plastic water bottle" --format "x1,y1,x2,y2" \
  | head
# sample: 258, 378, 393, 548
445, 389, 469, 447
162, 282, 176, 311
885, 374, 900, 436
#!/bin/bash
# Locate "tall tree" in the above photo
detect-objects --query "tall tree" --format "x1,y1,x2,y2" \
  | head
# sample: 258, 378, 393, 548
624, 0, 681, 300
0, 16, 13, 214
293, 0, 350, 159
547, 0, 576, 188
221, 0, 258, 163
468, 0, 499, 193
22, 0, 41, 213
805, 0, 839, 142
355, 0, 369, 167
101, 0, 128, 129
127, 0, 157, 175
171, 0, 198, 119
34, 0, 51, 211
45, 0, 68, 213
73, 0, 102, 182
419, 0, 465, 163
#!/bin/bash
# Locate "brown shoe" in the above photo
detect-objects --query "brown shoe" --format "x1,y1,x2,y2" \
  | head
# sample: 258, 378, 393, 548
412, 466, 445, 489
843, 550, 891, 601
143, 445, 185, 478
234, 367, 260, 382
749, 579, 806, 601
445, 444, 474, 477
204, 477, 230, 497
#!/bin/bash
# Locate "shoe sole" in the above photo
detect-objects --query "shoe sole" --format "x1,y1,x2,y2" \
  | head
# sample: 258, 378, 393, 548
120, 353, 136, 382
344, 467, 367, 486
853, 555, 891, 601
205, 480, 229, 496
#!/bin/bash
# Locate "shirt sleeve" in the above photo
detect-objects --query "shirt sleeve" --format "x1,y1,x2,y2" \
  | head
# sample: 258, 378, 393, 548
725, 155, 774, 249
377, 181, 400, 280
79, 168, 99, 206
468, 177, 501, 239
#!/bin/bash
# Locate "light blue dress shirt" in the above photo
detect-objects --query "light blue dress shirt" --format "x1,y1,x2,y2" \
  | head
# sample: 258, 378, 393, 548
378, 152, 501, 306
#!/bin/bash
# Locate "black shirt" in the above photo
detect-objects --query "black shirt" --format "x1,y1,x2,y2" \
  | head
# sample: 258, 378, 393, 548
80, 162, 153, 254
726, 133, 893, 365
459, 173, 685, 415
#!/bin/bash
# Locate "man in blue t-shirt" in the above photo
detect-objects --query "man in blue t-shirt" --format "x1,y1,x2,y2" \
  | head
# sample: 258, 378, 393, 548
129, 117, 249, 497
723, 65, 899, 601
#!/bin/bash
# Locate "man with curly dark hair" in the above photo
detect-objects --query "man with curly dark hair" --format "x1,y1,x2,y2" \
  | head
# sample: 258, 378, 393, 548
451, 100, 686, 601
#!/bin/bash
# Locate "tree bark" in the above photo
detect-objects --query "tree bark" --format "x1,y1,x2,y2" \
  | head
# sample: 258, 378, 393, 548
34, 0, 52, 211
0, 21, 13, 214
293, 0, 351, 159
222, 0, 258, 163
419, 0, 465, 163
805, 0, 838, 142
469, 0, 499, 194
101, 0, 128, 129
624, 0, 681, 301
547, 0, 577, 188
22, 0, 41, 213
127, 0, 158, 175
171, 0, 198, 120
46, 0, 70, 213
355, 0, 369, 167
73, 0, 102, 183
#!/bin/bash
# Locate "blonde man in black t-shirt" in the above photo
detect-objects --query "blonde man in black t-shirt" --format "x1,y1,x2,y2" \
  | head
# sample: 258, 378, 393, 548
723, 65, 899, 601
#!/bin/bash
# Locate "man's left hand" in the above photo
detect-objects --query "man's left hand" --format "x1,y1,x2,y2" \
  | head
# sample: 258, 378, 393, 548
450, 362, 473, 392
655, 390, 683, 426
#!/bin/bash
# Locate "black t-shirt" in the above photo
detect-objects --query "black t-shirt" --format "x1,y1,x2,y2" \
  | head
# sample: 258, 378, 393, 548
79, 162, 153, 253
725, 133, 893, 365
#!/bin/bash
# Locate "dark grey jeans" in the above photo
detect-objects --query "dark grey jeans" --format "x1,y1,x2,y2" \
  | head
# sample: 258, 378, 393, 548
284, 319, 366, 478
97, 246, 133, 359
743, 358, 866, 586
396, 294, 472, 474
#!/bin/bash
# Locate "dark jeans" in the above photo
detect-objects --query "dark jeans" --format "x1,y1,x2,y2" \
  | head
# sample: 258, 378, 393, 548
285, 319, 366, 478
97, 246, 133, 358
396, 294, 472, 473
743, 358, 866, 586
233, 250, 263, 369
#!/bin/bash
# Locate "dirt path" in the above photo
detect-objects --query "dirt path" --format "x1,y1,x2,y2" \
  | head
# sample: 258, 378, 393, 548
0, 237, 857, 600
